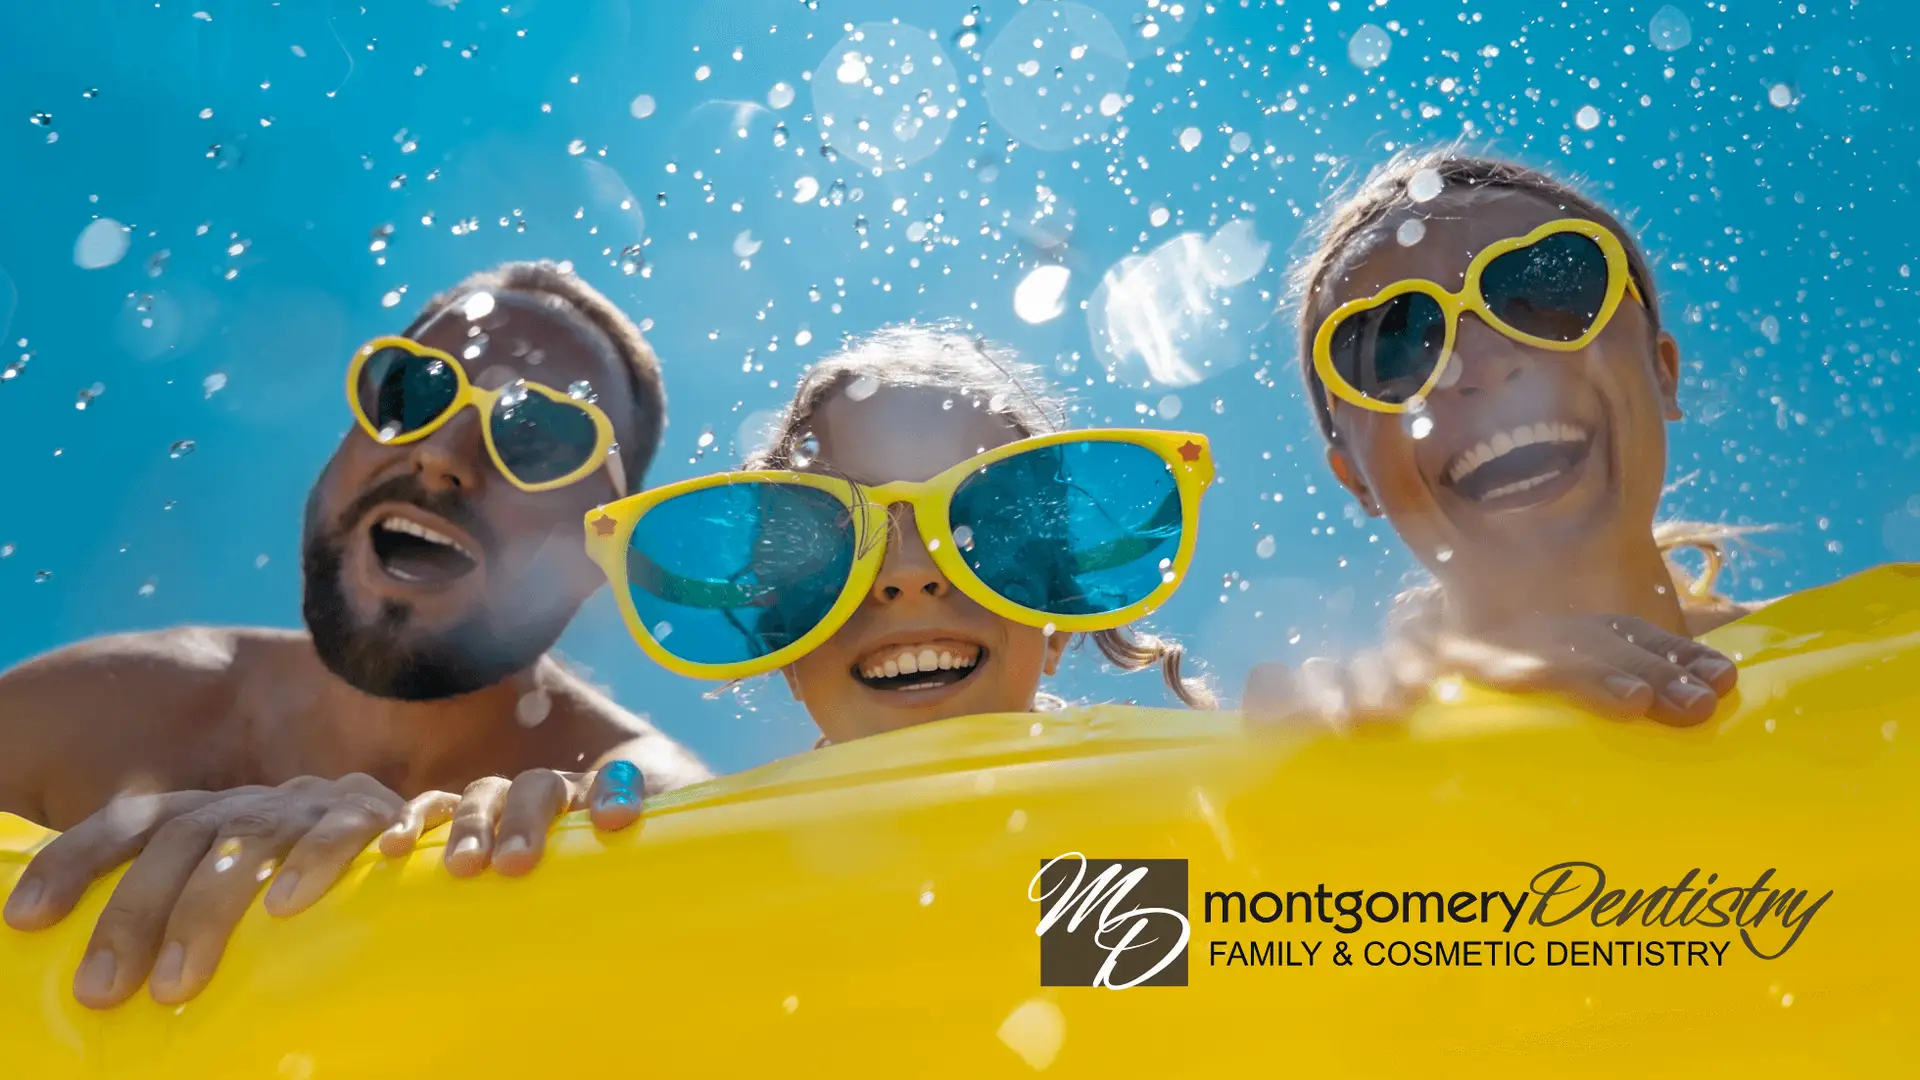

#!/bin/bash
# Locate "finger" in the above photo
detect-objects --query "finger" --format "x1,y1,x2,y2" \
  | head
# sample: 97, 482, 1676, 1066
377, 791, 461, 858
1605, 617, 1739, 695
443, 777, 511, 878
263, 795, 404, 917
147, 818, 309, 1005
491, 770, 578, 878
6, 790, 227, 932
585, 760, 646, 834
1593, 639, 1719, 726
1341, 650, 1405, 723
69, 808, 225, 1009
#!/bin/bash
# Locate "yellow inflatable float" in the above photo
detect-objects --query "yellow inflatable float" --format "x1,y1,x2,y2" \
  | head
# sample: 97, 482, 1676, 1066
3, 565, 1917, 1076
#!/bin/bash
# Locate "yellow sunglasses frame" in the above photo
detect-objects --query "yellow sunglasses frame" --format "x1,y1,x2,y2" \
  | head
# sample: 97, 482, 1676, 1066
345, 335, 627, 496
583, 429, 1215, 681
1312, 218, 1647, 415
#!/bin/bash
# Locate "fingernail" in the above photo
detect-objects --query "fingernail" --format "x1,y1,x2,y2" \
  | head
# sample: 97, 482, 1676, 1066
601, 760, 640, 791
4, 879, 43, 921
598, 792, 636, 809
1668, 680, 1713, 705
1603, 675, 1647, 700
452, 836, 481, 857
74, 950, 116, 1000
152, 940, 185, 988
265, 870, 301, 908
495, 836, 528, 859
1695, 657, 1735, 680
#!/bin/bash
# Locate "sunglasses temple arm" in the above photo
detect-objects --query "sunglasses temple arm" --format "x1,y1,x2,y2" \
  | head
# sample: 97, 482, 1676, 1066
606, 454, 629, 499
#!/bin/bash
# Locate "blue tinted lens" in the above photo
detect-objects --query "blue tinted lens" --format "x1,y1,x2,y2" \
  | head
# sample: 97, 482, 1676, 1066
625, 482, 854, 667
358, 346, 459, 434
949, 441, 1182, 617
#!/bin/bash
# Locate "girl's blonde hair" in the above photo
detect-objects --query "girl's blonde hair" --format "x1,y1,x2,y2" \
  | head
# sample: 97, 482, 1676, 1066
1291, 145, 1752, 615
750, 322, 1217, 708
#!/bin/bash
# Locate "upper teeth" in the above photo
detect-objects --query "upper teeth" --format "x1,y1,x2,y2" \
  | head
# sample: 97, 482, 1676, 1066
862, 646, 979, 681
378, 516, 473, 558
1448, 421, 1589, 485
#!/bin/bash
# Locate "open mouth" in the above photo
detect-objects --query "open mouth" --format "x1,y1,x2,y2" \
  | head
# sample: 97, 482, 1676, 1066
1443, 421, 1594, 505
852, 641, 985, 693
369, 513, 478, 585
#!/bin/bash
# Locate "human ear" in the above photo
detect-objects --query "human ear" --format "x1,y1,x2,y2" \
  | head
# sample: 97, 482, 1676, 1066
1327, 445, 1382, 517
1043, 632, 1070, 677
1653, 331, 1683, 421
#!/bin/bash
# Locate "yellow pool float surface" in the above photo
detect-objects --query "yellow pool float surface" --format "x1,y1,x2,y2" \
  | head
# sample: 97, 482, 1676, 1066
2, 565, 1917, 1076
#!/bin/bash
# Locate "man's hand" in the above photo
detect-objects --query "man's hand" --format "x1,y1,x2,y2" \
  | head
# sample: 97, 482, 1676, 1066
1, 763, 648, 1009
2, 774, 406, 1009
1244, 614, 1738, 728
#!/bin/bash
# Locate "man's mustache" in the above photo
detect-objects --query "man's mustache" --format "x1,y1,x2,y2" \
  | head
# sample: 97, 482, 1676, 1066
332, 474, 498, 555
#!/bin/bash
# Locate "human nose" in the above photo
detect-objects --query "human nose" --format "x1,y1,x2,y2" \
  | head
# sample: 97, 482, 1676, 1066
1441, 314, 1528, 398
868, 506, 952, 603
408, 402, 487, 495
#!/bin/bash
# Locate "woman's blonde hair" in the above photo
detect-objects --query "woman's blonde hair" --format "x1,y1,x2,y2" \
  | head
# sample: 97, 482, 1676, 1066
749, 322, 1217, 708
1291, 145, 1754, 617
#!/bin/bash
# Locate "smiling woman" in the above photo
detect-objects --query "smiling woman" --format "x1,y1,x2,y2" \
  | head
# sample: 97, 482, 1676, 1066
1290, 149, 1766, 669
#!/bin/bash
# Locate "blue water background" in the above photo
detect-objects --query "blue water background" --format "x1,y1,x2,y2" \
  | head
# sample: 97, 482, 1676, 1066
1, 0, 1914, 773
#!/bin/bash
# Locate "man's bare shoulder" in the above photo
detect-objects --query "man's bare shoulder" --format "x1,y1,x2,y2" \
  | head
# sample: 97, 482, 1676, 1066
0, 627, 310, 825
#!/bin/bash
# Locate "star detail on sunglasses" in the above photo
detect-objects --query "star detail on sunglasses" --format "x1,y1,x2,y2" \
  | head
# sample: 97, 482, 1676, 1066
1178, 441, 1203, 462
591, 514, 618, 537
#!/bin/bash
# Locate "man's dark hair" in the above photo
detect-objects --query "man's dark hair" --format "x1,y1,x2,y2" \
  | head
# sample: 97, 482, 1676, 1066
405, 259, 666, 486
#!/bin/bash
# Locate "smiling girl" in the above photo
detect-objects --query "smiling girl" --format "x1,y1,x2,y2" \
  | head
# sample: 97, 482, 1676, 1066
590, 324, 1216, 745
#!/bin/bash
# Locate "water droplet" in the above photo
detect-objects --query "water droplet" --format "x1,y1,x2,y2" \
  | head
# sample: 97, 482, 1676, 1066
696, 430, 715, 448
767, 81, 795, 109
918, 886, 936, 906
629, 94, 656, 119
567, 139, 587, 156
1256, 535, 1277, 559
794, 329, 813, 347
33, 570, 51, 584
28, 111, 52, 126
1395, 218, 1427, 246
515, 689, 552, 728
1407, 168, 1444, 203
1436, 546, 1453, 563
0, 544, 13, 558
1099, 92, 1125, 117
771, 123, 789, 148
1647, 5, 1693, 51
1013, 264, 1070, 324
1229, 131, 1252, 154
1347, 24, 1391, 70
793, 175, 819, 203
1006, 809, 1027, 833
1768, 83, 1794, 108
146, 248, 171, 277
733, 230, 762, 258
1408, 415, 1434, 440
381, 289, 404, 309
846, 374, 880, 401
1177, 127, 1202, 152
1574, 105, 1601, 131
169, 439, 196, 459
835, 51, 868, 84
74, 382, 105, 410
74, 218, 131, 270
81, 88, 99, 99
652, 621, 673, 641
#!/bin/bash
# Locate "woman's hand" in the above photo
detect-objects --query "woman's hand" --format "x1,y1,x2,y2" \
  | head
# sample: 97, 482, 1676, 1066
1244, 614, 1738, 728
379, 760, 645, 878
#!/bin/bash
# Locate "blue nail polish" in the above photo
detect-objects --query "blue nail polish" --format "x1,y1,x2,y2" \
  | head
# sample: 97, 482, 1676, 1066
601, 760, 640, 791
599, 792, 637, 808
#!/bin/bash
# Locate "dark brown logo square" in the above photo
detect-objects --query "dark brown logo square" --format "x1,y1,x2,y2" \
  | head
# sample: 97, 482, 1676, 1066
1033, 855, 1189, 988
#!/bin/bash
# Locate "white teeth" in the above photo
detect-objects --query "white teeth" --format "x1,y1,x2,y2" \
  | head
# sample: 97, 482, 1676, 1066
1447, 422, 1590, 486
377, 516, 473, 559
1481, 470, 1564, 501
861, 644, 982, 683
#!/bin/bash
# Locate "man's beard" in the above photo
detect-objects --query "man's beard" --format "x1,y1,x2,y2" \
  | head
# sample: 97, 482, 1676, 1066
300, 477, 577, 701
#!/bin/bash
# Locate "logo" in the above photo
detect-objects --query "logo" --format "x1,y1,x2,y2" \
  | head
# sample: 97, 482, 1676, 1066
1031, 853, 1190, 988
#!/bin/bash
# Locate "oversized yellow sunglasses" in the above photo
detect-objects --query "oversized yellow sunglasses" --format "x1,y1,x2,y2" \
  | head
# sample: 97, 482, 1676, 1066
1312, 218, 1646, 414
346, 335, 627, 496
583, 429, 1214, 681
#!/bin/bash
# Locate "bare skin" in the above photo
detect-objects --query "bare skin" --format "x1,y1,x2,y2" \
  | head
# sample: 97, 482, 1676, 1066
1248, 182, 1751, 726
0, 281, 708, 1008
